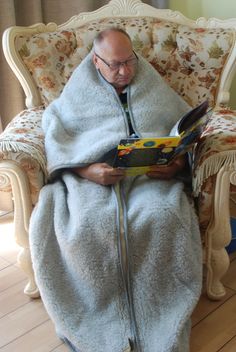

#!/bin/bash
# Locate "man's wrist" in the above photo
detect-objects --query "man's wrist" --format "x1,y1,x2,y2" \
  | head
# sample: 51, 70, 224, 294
172, 157, 186, 171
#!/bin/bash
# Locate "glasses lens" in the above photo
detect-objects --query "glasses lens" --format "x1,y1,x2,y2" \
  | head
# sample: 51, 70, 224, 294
109, 63, 122, 70
109, 56, 138, 70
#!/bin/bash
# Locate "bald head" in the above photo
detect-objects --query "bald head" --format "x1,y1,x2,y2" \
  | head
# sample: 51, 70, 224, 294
93, 28, 133, 58
93, 27, 132, 50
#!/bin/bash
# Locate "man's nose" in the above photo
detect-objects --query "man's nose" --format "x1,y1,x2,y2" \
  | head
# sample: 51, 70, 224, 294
118, 63, 130, 74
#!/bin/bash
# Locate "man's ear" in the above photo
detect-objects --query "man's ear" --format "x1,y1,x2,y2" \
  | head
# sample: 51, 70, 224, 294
92, 53, 99, 68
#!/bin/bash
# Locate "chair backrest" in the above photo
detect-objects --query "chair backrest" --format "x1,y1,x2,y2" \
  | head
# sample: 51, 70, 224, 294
2, 0, 236, 109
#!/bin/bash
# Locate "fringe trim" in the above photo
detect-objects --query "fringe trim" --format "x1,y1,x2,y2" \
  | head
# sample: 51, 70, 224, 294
193, 150, 236, 196
0, 140, 47, 176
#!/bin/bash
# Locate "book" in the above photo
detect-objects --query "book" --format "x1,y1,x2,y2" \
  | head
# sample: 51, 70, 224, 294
112, 100, 211, 176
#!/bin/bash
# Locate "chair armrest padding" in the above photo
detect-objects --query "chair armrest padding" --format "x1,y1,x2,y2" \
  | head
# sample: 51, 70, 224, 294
193, 108, 236, 196
0, 107, 47, 175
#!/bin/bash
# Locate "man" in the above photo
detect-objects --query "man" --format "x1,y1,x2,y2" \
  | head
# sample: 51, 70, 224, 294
75, 28, 186, 184
29, 28, 202, 352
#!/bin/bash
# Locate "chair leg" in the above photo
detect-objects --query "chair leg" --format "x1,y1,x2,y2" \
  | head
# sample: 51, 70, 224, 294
205, 167, 234, 300
0, 161, 40, 298
18, 246, 40, 297
206, 248, 230, 300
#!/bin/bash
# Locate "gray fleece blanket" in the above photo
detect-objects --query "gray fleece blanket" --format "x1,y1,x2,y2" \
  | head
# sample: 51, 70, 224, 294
29, 52, 202, 352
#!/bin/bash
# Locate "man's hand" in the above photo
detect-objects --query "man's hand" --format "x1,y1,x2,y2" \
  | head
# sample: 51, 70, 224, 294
146, 155, 186, 180
73, 163, 125, 185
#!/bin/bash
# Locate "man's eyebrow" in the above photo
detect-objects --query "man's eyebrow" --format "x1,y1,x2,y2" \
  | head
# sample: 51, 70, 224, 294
110, 53, 135, 62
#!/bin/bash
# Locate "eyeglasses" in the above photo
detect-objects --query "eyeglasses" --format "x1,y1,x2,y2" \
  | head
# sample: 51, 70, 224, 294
94, 51, 138, 71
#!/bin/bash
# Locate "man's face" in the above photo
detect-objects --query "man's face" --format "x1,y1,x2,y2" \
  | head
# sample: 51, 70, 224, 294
93, 32, 137, 90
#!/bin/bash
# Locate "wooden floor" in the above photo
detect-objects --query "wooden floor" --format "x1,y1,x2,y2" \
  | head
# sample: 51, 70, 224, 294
1, 214, 236, 352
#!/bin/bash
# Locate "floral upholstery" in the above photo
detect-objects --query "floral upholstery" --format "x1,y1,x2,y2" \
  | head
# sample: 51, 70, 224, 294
0, 107, 46, 205
17, 17, 234, 108
193, 108, 236, 192
192, 108, 236, 242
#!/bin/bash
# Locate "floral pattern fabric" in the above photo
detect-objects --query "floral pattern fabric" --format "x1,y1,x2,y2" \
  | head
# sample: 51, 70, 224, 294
0, 107, 46, 205
16, 17, 234, 108
193, 108, 236, 181
192, 108, 236, 239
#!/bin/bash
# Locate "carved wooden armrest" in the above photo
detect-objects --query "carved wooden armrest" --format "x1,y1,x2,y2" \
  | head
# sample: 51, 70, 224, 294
192, 107, 236, 300
193, 107, 236, 196
0, 106, 46, 298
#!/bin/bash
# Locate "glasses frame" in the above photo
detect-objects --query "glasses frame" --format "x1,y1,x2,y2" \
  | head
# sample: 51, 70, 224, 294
94, 51, 138, 71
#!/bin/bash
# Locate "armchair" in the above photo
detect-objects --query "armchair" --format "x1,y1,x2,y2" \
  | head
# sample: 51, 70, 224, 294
1, 0, 236, 300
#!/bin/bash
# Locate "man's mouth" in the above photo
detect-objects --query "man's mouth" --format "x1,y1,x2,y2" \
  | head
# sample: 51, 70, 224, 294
117, 76, 130, 82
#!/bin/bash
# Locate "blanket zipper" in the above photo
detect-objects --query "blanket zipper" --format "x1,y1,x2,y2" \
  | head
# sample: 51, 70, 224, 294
113, 183, 141, 352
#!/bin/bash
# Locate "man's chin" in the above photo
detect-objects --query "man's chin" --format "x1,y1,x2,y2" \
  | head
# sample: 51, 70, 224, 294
116, 78, 132, 87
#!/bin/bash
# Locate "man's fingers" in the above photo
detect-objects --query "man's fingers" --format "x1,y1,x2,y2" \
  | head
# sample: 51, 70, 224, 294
109, 168, 125, 176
